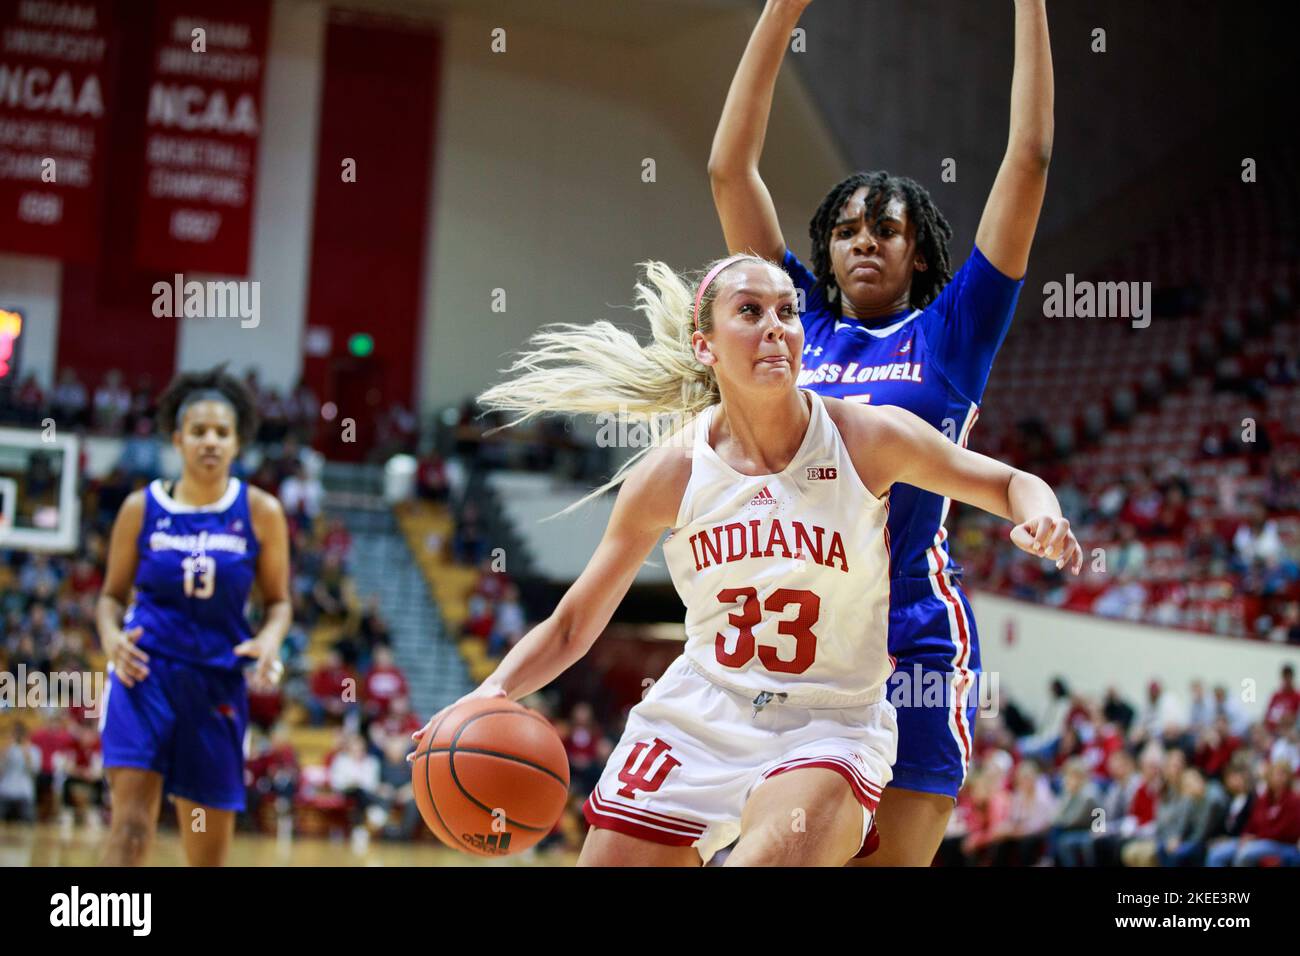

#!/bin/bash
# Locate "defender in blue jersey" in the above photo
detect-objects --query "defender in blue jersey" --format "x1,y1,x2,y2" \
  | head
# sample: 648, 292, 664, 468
710, 0, 1055, 863
96, 367, 291, 866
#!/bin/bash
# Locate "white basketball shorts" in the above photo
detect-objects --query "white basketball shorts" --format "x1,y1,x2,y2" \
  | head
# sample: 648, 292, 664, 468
582, 655, 897, 864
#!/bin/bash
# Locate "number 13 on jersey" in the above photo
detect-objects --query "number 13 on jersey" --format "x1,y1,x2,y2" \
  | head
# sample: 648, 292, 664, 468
182, 555, 216, 599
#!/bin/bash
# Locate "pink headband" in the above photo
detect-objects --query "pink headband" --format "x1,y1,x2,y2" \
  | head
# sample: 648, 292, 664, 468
693, 253, 754, 329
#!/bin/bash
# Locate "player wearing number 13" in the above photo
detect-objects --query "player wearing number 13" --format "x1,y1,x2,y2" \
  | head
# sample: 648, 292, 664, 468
411, 255, 1081, 866
96, 366, 292, 866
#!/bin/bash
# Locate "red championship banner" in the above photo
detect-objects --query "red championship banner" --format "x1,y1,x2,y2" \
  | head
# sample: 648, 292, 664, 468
0, 0, 114, 260
133, 0, 269, 276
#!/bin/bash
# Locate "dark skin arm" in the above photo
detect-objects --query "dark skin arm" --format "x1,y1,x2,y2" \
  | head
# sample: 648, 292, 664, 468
708, 0, 809, 261
95, 490, 149, 686
973, 0, 1054, 279
236, 487, 293, 690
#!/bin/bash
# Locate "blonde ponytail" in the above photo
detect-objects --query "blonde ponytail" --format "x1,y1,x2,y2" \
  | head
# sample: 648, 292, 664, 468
477, 254, 766, 517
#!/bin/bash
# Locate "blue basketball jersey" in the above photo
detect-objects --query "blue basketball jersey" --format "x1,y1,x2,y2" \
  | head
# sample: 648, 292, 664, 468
125, 478, 260, 672
783, 244, 1024, 581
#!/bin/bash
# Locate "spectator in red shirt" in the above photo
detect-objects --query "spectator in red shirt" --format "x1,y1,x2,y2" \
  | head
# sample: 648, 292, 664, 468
369, 696, 422, 753
247, 681, 284, 732
246, 724, 300, 823
1124, 745, 1167, 841
65, 558, 103, 598
472, 559, 512, 602
30, 715, 78, 815
1194, 715, 1241, 780
63, 722, 104, 826
321, 516, 352, 564
309, 649, 358, 726
1264, 664, 1300, 732
561, 702, 610, 794
363, 646, 409, 721
416, 452, 449, 503
1080, 719, 1125, 780
960, 762, 1013, 864
461, 592, 495, 641
1206, 759, 1300, 866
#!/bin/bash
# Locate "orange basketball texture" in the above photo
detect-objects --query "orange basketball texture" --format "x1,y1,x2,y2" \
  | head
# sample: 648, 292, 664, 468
411, 697, 570, 856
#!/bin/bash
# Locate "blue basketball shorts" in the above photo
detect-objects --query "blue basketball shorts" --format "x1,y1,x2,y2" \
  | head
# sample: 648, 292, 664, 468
100, 653, 248, 812
884, 576, 982, 801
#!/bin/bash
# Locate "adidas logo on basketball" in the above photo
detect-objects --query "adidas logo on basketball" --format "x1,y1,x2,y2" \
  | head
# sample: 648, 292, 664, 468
749, 485, 778, 506
462, 831, 513, 854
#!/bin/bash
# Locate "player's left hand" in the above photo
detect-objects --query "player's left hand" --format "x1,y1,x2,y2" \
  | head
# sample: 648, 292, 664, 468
406, 683, 508, 764
1010, 514, 1082, 574
235, 635, 285, 691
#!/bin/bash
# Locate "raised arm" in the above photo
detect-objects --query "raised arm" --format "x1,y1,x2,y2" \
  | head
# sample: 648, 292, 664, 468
973, 0, 1054, 279
707, 0, 812, 261
848, 403, 1081, 572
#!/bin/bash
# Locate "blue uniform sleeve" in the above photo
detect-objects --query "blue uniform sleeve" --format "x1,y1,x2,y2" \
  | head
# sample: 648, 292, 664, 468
919, 244, 1025, 402
782, 248, 832, 339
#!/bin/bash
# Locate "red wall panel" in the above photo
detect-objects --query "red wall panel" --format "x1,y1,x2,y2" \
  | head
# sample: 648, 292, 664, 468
302, 14, 440, 459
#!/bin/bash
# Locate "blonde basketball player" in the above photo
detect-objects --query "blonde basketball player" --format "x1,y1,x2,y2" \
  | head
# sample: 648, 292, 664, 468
412, 253, 1080, 866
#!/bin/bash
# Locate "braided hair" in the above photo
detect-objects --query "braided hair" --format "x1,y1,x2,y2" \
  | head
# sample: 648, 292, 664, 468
807, 171, 953, 313
156, 363, 260, 448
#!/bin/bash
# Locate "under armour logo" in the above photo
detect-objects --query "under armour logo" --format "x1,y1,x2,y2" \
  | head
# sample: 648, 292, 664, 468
616, 738, 681, 798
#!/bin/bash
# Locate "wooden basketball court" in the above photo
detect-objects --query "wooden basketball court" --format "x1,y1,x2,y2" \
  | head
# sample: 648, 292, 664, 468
0, 823, 577, 867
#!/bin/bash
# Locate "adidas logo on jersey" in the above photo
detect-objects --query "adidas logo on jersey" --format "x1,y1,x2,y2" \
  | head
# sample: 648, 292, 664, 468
748, 485, 778, 506
806, 466, 837, 481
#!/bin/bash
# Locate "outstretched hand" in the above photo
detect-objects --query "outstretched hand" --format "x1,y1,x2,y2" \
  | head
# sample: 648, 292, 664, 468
1010, 515, 1081, 574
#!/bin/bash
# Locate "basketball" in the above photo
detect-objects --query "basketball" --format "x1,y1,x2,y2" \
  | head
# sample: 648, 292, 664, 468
411, 697, 571, 856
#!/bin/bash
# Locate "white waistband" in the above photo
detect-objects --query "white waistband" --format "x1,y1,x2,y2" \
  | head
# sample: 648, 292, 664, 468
684, 655, 887, 709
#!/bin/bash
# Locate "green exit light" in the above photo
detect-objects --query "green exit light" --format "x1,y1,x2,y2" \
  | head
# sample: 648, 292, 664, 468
348, 333, 374, 357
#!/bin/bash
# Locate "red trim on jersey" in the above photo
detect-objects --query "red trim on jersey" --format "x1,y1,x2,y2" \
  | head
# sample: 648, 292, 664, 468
929, 559, 973, 770
583, 800, 701, 847
587, 786, 706, 835
762, 756, 882, 812
921, 403, 979, 778
583, 794, 704, 847
854, 821, 881, 859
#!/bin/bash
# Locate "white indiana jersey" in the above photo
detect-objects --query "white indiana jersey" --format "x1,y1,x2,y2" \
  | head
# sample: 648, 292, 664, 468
663, 388, 893, 707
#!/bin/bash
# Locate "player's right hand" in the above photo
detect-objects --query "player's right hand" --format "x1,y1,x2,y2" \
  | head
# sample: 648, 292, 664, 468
406, 683, 509, 764
104, 626, 150, 686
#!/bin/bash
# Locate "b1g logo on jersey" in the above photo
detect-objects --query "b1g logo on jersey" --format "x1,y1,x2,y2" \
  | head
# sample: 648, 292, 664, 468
806, 466, 837, 481
616, 738, 681, 798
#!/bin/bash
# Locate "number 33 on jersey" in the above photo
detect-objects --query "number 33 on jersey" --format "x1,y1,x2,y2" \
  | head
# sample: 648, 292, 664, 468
663, 390, 894, 708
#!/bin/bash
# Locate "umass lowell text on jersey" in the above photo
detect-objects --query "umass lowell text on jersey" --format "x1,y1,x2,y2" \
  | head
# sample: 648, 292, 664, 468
784, 244, 1025, 582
